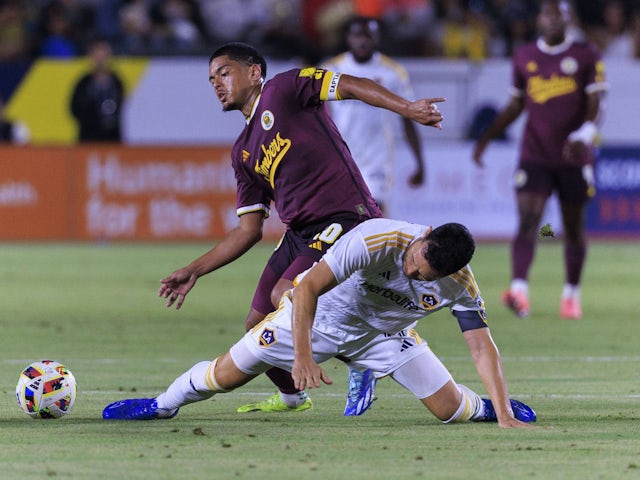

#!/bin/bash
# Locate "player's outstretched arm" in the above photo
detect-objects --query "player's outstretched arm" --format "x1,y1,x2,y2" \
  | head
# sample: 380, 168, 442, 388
336, 74, 445, 128
472, 96, 524, 167
402, 117, 426, 186
290, 261, 338, 390
463, 327, 535, 429
158, 212, 265, 309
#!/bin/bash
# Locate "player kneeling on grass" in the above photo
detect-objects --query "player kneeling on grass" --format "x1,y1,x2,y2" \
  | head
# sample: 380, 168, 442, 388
103, 219, 536, 428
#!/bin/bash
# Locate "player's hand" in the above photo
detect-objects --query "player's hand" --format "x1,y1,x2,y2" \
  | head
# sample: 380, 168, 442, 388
497, 415, 537, 429
292, 358, 333, 390
408, 165, 424, 186
158, 268, 198, 309
563, 139, 587, 163
472, 141, 487, 167
408, 98, 446, 129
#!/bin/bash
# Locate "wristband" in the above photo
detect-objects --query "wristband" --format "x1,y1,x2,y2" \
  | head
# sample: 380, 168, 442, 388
568, 121, 598, 146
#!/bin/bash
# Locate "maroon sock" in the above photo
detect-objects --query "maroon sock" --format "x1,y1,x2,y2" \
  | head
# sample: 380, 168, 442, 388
511, 235, 535, 281
265, 367, 300, 394
564, 242, 587, 285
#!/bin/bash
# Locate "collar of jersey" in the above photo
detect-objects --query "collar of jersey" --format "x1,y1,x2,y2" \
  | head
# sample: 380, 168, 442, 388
245, 83, 265, 125
347, 50, 380, 66
536, 35, 573, 55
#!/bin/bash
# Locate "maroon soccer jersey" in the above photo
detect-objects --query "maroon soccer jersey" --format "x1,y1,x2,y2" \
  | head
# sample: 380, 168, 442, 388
231, 68, 382, 229
512, 37, 607, 167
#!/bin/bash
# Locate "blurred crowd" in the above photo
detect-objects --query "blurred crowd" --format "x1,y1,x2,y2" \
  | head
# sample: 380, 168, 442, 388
1, 0, 640, 64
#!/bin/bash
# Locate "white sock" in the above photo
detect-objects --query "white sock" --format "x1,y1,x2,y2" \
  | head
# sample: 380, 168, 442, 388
562, 284, 580, 299
444, 384, 484, 423
279, 390, 309, 408
156, 360, 222, 411
510, 279, 529, 296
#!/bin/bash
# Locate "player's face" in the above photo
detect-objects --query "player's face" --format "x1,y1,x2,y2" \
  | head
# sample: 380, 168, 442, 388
402, 239, 440, 282
209, 56, 260, 112
347, 20, 379, 63
537, 1, 570, 45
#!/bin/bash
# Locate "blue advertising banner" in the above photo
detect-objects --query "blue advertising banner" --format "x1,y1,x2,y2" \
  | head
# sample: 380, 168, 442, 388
587, 146, 640, 235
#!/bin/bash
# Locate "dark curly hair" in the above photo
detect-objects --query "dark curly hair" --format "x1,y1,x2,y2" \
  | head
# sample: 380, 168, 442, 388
209, 42, 267, 80
424, 223, 475, 276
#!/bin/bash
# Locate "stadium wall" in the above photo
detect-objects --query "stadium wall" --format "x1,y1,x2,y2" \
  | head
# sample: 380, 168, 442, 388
1, 58, 638, 241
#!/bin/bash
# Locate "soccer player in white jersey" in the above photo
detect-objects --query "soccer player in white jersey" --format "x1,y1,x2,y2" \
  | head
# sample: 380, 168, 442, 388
103, 218, 536, 428
323, 16, 425, 213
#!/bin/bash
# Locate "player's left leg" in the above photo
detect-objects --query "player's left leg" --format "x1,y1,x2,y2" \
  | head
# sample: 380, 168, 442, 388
559, 201, 587, 319
557, 165, 593, 320
390, 350, 536, 423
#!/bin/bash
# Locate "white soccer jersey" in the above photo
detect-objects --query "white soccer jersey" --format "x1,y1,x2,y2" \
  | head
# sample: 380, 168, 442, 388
230, 218, 484, 378
322, 52, 415, 201
312, 218, 484, 335
233, 218, 485, 380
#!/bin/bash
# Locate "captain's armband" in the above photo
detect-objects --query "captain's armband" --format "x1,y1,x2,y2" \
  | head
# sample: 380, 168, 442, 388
453, 310, 488, 332
320, 71, 342, 101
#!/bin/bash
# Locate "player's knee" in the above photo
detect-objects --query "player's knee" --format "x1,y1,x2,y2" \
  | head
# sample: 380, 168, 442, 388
245, 309, 266, 331
270, 279, 293, 309
270, 289, 281, 309
212, 353, 253, 392
419, 381, 463, 421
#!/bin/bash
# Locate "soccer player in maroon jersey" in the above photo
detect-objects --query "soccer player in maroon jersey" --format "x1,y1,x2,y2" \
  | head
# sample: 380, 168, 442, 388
156, 42, 445, 413
472, 0, 608, 320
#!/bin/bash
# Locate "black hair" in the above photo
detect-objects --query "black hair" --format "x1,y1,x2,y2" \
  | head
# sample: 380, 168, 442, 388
536, 0, 571, 15
342, 15, 384, 38
424, 223, 475, 276
209, 42, 267, 80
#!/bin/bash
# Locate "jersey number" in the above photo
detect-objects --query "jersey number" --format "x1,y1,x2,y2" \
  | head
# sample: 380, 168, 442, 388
315, 223, 343, 244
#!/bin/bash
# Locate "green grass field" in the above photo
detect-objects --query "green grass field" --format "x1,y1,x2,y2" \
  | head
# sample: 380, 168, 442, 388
1, 240, 639, 479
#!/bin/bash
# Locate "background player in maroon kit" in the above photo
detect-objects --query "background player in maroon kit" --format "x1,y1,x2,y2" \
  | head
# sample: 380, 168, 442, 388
472, 0, 607, 320
157, 42, 445, 413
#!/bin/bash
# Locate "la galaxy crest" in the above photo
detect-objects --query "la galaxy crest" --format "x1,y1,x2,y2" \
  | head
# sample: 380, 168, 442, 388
259, 327, 276, 347
261, 110, 274, 131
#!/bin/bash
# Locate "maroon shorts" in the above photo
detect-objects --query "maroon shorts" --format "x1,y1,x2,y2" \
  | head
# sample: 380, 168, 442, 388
514, 163, 595, 203
251, 215, 364, 315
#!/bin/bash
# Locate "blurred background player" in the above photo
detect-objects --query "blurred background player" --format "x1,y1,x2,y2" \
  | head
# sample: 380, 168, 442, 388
472, 0, 608, 320
70, 38, 124, 142
156, 43, 445, 415
323, 16, 425, 214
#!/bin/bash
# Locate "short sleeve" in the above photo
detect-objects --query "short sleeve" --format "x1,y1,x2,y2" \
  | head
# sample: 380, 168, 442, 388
322, 228, 370, 283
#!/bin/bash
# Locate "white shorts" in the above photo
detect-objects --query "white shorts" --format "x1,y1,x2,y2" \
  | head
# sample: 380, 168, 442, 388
229, 294, 454, 398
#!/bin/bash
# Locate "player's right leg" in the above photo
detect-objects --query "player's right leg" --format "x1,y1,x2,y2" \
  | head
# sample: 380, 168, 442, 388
102, 351, 263, 420
503, 187, 548, 318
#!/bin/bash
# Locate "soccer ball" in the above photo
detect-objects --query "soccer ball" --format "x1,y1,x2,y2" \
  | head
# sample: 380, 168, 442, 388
16, 360, 77, 419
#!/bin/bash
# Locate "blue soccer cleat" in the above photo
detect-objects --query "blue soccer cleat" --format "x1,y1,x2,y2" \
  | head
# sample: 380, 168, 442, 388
481, 398, 536, 423
102, 398, 179, 420
344, 368, 377, 416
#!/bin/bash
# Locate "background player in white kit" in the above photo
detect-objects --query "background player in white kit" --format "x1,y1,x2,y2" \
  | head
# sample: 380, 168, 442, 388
103, 218, 536, 428
323, 16, 426, 214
